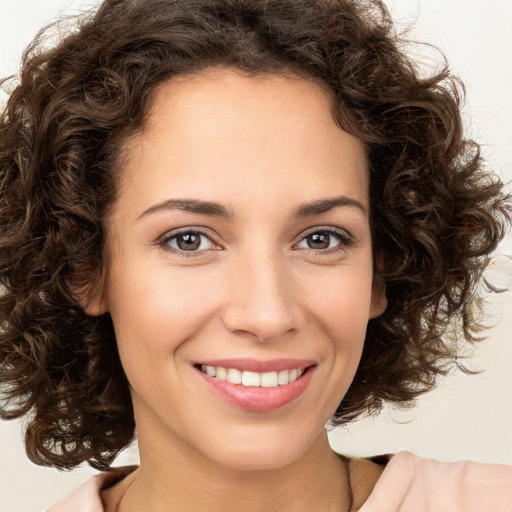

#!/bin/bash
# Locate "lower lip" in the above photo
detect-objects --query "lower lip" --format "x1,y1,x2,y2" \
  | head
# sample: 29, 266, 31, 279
195, 366, 315, 412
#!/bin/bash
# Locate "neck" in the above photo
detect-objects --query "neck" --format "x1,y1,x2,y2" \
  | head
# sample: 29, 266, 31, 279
119, 430, 351, 512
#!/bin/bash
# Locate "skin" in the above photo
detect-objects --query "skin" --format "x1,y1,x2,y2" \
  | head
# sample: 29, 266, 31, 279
89, 67, 387, 512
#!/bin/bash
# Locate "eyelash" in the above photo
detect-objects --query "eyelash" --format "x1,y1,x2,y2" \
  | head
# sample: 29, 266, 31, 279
159, 228, 219, 257
296, 227, 354, 253
158, 227, 354, 257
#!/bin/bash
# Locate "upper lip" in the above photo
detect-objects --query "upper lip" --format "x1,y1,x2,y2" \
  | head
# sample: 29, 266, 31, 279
194, 358, 317, 373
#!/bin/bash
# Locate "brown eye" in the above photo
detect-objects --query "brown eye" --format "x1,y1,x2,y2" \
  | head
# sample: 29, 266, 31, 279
163, 230, 214, 252
177, 233, 201, 250
306, 232, 331, 249
296, 228, 352, 251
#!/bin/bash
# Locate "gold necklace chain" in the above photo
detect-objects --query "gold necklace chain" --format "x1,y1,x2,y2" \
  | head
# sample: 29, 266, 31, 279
340, 454, 354, 511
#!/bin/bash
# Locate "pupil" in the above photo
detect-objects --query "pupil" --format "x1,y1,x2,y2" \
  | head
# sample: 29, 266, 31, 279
178, 233, 200, 250
308, 232, 329, 249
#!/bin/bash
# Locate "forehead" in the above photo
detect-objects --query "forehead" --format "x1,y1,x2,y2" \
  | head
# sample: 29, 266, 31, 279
114, 68, 369, 216
147, 67, 336, 124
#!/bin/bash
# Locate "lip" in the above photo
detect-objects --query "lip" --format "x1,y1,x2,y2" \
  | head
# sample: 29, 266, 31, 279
194, 358, 317, 373
194, 362, 316, 412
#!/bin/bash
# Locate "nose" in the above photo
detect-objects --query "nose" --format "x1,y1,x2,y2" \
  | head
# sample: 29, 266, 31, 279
221, 250, 302, 343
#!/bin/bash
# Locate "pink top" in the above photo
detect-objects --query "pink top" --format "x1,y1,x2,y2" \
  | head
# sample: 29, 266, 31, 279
47, 451, 512, 512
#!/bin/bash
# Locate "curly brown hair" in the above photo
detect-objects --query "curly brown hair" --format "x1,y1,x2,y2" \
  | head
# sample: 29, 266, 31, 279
0, 0, 510, 471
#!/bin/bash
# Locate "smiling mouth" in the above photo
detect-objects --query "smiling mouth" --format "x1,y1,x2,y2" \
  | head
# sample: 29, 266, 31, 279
194, 362, 316, 412
197, 364, 307, 387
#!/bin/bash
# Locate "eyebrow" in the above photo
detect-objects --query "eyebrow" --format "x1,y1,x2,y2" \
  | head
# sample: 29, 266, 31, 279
292, 195, 368, 218
137, 195, 367, 220
137, 199, 234, 219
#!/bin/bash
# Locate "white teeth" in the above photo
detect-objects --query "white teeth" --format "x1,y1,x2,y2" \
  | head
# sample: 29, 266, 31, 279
260, 371, 278, 387
241, 371, 260, 387
278, 370, 289, 385
226, 368, 242, 384
216, 366, 227, 381
199, 365, 306, 387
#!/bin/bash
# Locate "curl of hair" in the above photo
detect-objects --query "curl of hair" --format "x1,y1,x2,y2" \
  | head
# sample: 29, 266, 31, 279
0, 0, 510, 470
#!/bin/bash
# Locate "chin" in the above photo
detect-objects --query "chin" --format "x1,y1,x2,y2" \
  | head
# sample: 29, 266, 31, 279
198, 427, 321, 472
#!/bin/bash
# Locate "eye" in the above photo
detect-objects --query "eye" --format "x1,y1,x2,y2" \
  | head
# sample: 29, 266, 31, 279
161, 230, 216, 253
295, 228, 352, 251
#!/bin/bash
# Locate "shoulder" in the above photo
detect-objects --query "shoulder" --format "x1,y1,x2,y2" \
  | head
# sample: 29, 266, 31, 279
357, 451, 512, 512
46, 466, 137, 512
346, 456, 386, 510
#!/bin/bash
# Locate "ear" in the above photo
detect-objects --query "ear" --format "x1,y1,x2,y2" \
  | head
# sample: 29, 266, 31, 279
83, 278, 108, 316
369, 273, 387, 319
369, 252, 387, 319
70, 267, 108, 316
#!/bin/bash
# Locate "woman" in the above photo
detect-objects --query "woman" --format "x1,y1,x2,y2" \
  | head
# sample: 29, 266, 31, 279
0, 0, 511, 510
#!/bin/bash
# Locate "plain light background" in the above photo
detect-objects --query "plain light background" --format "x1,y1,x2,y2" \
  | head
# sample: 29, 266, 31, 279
1, 0, 511, 510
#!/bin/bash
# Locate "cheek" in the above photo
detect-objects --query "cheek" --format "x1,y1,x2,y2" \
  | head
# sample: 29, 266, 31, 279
301, 266, 373, 392
105, 270, 208, 409
301, 264, 374, 335
106, 262, 221, 362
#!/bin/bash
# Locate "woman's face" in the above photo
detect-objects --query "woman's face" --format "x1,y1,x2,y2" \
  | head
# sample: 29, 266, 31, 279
93, 68, 386, 471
